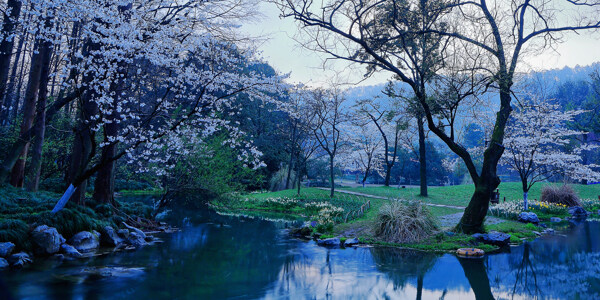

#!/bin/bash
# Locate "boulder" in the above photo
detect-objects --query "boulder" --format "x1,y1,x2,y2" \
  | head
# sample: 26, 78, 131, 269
126, 232, 146, 248
122, 223, 146, 239
8, 252, 31, 268
472, 231, 511, 247
60, 244, 83, 258
0, 258, 8, 268
68, 231, 100, 253
550, 217, 562, 223
344, 238, 360, 246
290, 227, 312, 237
518, 212, 539, 224
31, 225, 65, 254
316, 237, 341, 247
543, 228, 555, 235
568, 206, 588, 219
101, 226, 124, 247
0, 242, 15, 257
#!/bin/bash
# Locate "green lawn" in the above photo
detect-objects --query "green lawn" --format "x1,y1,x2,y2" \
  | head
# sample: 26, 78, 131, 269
340, 182, 600, 207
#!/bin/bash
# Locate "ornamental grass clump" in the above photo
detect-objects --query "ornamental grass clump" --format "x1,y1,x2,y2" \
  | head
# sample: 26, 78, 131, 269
374, 201, 439, 243
541, 185, 581, 207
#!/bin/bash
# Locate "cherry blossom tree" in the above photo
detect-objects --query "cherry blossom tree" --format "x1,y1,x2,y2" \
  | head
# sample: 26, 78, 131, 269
0, 0, 286, 211
503, 97, 600, 209
343, 122, 384, 187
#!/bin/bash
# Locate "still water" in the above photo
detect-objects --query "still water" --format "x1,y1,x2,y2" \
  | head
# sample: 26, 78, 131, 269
2, 200, 600, 299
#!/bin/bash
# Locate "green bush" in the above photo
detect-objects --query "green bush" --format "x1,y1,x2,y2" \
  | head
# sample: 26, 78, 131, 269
374, 201, 439, 243
0, 219, 30, 249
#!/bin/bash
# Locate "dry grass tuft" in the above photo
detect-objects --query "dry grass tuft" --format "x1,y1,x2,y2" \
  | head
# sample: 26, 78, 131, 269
374, 200, 439, 243
541, 185, 581, 207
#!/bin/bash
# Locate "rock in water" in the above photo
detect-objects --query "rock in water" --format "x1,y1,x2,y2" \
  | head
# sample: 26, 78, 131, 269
550, 217, 562, 223
472, 231, 511, 247
316, 238, 341, 247
568, 206, 588, 219
0, 242, 15, 257
61, 244, 83, 258
518, 212, 540, 224
127, 232, 146, 248
31, 225, 66, 255
0, 258, 8, 268
101, 226, 124, 247
69, 231, 100, 253
122, 223, 146, 239
8, 252, 31, 268
344, 238, 360, 246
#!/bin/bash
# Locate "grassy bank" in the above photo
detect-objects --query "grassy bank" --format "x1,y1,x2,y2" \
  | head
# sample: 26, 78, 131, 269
216, 182, 600, 253
0, 186, 154, 251
340, 182, 600, 207
214, 187, 520, 253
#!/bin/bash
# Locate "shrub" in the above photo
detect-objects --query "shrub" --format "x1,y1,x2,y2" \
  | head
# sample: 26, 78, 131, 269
541, 185, 581, 207
374, 201, 439, 243
0, 219, 30, 249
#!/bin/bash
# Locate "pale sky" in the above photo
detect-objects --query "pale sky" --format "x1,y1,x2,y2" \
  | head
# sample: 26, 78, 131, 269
241, 2, 600, 88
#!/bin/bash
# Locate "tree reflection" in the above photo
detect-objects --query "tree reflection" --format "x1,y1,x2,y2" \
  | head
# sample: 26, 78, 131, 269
511, 243, 541, 298
370, 247, 437, 298
457, 257, 495, 300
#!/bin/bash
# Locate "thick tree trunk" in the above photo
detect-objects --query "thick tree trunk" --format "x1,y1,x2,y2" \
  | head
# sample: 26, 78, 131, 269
26, 27, 53, 192
9, 39, 45, 187
457, 89, 511, 233
0, 0, 22, 114
93, 140, 117, 204
417, 116, 427, 197
68, 37, 101, 205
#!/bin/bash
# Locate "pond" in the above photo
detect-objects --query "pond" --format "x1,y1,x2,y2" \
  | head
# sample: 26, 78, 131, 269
2, 198, 600, 299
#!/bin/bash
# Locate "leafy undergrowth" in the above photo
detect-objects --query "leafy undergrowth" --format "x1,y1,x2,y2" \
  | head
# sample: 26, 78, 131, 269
0, 186, 153, 251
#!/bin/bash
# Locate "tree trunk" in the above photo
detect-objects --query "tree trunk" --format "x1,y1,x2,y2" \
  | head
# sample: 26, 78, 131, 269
285, 124, 296, 189
0, 0, 22, 114
329, 155, 335, 197
25, 25, 53, 192
68, 37, 101, 205
0, 91, 78, 186
384, 163, 392, 187
456, 86, 511, 233
1, 27, 26, 125
417, 116, 427, 197
521, 178, 529, 210
9, 38, 45, 187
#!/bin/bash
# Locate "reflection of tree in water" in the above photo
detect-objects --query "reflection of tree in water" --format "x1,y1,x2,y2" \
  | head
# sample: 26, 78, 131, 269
370, 247, 437, 298
458, 257, 495, 300
490, 221, 600, 299
510, 243, 541, 299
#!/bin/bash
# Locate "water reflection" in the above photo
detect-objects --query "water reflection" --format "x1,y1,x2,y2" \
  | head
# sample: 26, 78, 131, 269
1, 200, 600, 299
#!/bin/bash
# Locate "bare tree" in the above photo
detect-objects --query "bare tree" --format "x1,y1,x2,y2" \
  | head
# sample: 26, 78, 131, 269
308, 88, 347, 197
